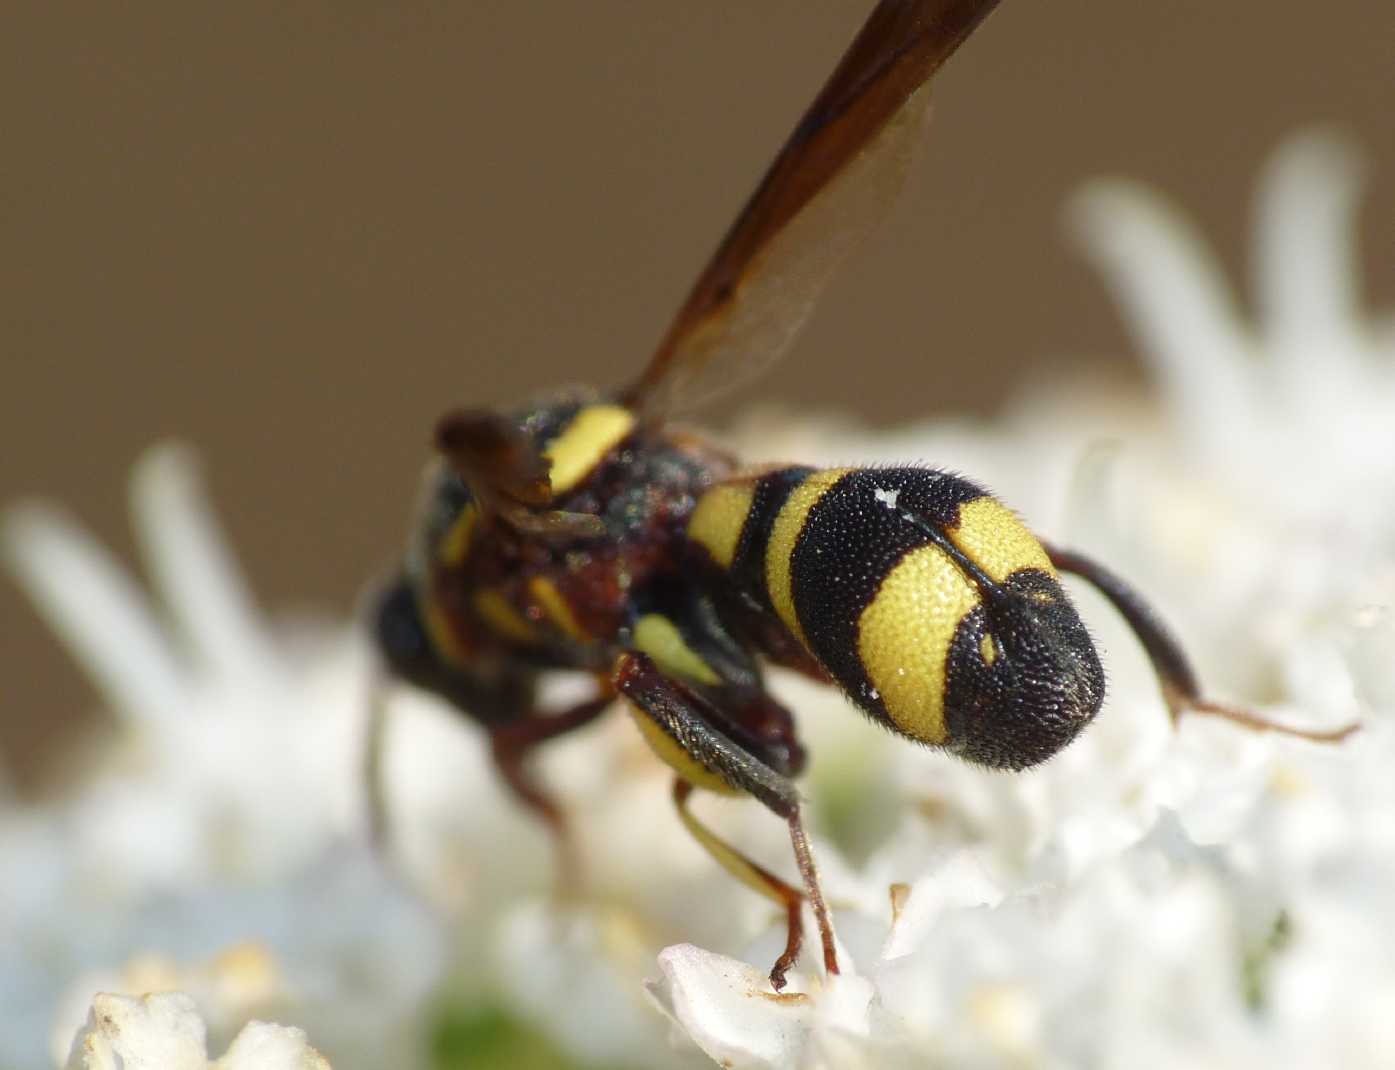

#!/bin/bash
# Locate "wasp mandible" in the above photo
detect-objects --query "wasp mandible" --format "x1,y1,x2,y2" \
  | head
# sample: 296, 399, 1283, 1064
370, 0, 1355, 991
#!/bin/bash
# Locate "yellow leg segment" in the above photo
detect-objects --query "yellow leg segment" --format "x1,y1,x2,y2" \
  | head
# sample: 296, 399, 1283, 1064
669, 781, 831, 993
616, 650, 838, 990
673, 778, 807, 989
674, 778, 801, 906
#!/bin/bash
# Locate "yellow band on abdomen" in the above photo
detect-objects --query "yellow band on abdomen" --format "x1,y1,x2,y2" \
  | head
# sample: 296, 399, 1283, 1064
857, 543, 980, 744
765, 468, 853, 644
688, 482, 755, 570
950, 497, 1054, 582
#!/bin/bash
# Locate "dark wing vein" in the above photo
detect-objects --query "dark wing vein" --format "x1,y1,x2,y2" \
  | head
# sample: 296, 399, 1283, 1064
619, 0, 1002, 420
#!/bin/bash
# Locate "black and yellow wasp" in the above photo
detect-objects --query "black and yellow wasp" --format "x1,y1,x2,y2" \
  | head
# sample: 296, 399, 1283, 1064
371, 0, 1353, 990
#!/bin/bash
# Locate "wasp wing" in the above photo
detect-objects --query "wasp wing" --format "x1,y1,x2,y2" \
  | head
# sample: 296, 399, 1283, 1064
619, 0, 1001, 421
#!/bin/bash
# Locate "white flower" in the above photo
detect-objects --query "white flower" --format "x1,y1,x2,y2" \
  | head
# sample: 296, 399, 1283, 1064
2, 446, 448, 1070
1065, 131, 1395, 717
63, 992, 330, 1070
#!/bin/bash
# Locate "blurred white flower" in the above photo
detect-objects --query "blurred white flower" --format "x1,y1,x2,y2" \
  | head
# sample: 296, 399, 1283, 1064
63, 991, 330, 1070
1063, 133, 1395, 725
1, 447, 448, 1070
51, 942, 287, 1064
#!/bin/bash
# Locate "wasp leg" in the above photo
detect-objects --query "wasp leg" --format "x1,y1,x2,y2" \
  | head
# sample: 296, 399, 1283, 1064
363, 665, 391, 848
1046, 544, 1359, 742
370, 577, 614, 881
489, 691, 614, 891
364, 679, 610, 887
672, 778, 807, 988
615, 651, 838, 991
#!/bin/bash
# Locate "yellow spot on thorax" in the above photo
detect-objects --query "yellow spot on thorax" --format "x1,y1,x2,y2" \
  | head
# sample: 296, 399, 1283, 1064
688, 481, 756, 569
543, 404, 636, 495
439, 503, 479, 566
858, 543, 979, 744
766, 468, 853, 644
527, 576, 589, 641
473, 588, 537, 644
950, 497, 1054, 581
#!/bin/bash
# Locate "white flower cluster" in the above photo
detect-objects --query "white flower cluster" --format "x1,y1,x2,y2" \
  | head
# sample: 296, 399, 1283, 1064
640, 129, 1395, 1069
641, 129, 1394, 1069
1, 450, 448, 1069
65, 991, 328, 1070
2, 130, 1391, 1069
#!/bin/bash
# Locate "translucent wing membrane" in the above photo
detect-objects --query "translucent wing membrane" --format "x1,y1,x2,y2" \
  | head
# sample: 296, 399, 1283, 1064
619, 0, 1002, 421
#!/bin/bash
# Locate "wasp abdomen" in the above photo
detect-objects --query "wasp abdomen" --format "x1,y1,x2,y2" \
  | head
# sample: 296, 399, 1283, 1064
689, 466, 1105, 770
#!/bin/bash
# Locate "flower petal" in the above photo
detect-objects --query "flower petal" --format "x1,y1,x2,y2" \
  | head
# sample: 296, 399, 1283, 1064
63, 992, 208, 1070
497, 899, 675, 1066
130, 444, 282, 687
3, 504, 189, 725
647, 944, 815, 1070
1069, 179, 1256, 453
1254, 129, 1367, 375
214, 1021, 332, 1070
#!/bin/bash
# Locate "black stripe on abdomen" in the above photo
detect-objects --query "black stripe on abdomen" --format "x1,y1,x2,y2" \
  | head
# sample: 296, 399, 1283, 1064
788, 467, 984, 720
728, 466, 814, 610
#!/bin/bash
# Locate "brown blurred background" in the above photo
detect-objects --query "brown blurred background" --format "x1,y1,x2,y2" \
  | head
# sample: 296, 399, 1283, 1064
2, 2, 1391, 786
